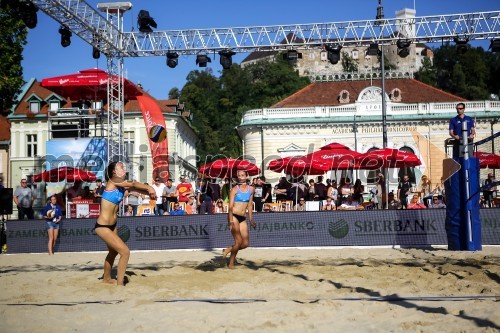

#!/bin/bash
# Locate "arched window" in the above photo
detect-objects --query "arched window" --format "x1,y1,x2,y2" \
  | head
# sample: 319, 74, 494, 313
397, 146, 416, 184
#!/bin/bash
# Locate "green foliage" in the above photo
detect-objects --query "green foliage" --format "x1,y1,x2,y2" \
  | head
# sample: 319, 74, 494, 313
341, 51, 359, 72
0, 2, 28, 115
416, 43, 498, 100
179, 55, 310, 163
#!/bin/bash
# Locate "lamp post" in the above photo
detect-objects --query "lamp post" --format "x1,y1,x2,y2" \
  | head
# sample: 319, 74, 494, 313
376, 0, 389, 208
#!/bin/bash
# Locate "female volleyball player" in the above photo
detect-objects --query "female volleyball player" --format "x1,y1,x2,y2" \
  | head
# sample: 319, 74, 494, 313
223, 170, 256, 268
95, 162, 156, 285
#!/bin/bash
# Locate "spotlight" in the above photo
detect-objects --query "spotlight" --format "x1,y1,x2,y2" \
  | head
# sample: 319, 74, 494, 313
137, 10, 157, 33
59, 26, 72, 48
166, 52, 179, 68
325, 44, 342, 64
489, 39, 500, 53
396, 39, 411, 58
92, 46, 100, 59
454, 36, 469, 54
366, 43, 380, 56
283, 50, 302, 64
219, 50, 236, 70
20, 1, 38, 29
196, 54, 211, 67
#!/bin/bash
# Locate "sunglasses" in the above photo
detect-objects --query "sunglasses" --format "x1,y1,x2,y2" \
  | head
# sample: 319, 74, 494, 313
456, 107, 464, 110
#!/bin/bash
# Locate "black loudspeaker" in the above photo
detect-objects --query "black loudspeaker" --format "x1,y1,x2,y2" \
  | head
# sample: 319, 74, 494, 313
0, 188, 13, 215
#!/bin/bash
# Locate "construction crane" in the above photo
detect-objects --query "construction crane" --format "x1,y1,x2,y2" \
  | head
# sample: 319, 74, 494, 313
26, 0, 500, 163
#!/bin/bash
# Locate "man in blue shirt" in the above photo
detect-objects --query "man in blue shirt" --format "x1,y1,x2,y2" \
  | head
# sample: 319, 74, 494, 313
449, 102, 475, 157
169, 202, 186, 216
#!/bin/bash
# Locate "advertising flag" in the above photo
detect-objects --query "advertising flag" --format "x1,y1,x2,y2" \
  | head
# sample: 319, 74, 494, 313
137, 95, 169, 181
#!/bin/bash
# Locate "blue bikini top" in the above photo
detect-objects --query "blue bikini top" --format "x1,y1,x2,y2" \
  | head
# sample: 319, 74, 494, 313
102, 187, 126, 205
234, 185, 251, 203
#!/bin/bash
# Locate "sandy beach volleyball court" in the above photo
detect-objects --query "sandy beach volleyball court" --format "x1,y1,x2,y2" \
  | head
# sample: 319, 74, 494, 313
0, 247, 499, 332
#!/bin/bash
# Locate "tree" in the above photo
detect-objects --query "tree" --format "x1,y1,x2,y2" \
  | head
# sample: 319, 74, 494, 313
341, 51, 359, 72
180, 55, 310, 163
0, 2, 28, 115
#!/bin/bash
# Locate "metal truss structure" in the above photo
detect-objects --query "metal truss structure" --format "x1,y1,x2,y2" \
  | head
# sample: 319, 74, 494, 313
29, 0, 500, 163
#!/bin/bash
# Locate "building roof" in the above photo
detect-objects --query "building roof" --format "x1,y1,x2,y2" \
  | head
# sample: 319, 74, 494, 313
0, 115, 10, 141
12, 80, 178, 116
271, 79, 466, 108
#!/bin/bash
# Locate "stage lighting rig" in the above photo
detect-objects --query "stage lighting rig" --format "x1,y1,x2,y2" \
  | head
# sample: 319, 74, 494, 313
325, 44, 342, 64
166, 52, 179, 68
396, 39, 411, 58
59, 26, 72, 47
366, 43, 380, 56
454, 36, 469, 54
219, 50, 236, 70
196, 54, 211, 67
20, 0, 38, 29
137, 10, 157, 33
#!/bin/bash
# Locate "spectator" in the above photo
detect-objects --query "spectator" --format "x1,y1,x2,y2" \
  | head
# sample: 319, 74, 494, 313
262, 203, 273, 212
352, 179, 364, 203
13, 178, 35, 219
0, 176, 4, 189
125, 189, 141, 216
483, 173, 497, 208
315, 176, 327, 201
294, 198, 306, 211
407, 194, 426, 209
338, 195, 364, 210
387, 192, 400, 210
253, 177, 269, 212
376, 173, 385, 209
93, 179, 104, 204
274, 177, 290, 203
43, 194, 62, 255
307, 179, 317, 201
175, 175, 193, 204
214, 199, 226, 213
322, 197, 336, 211
221, 178, 231, 203
162, 178, 177, 213
124, 204, 134, 216
169, 202, 186, 216
152, 177, 166, 215
66, 181, 82, 201
289, 176, 307, 205
278, 201, 288, 212
397, 175, 412, 209
80, 186, 94, 201
433, 177, 446, 204
429, 195, 446, 209
339, 177, 353, 197
208, 178, 222, 203
185, 195, 197, 214
327, 181, 339, 206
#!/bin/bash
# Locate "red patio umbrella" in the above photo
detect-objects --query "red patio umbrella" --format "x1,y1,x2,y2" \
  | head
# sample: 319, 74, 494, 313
268, 155, 329, 177
41, 68, 142, 100
199, 157, 260, 179
355, 148, 422, 170
305, 143, 362, 171
474, 151, 500, 169
33, 167, 97, 183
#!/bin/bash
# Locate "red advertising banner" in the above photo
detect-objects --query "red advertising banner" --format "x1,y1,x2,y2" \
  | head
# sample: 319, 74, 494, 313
136, 95, 170, 182
67, 203, 101, 218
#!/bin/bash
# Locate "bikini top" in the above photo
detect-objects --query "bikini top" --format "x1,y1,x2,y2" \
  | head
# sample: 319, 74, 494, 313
234, 185, 251, 203
102, 187, 126, 205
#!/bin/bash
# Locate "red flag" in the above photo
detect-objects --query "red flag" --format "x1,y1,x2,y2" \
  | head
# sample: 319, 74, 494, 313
137, 95, 169, 181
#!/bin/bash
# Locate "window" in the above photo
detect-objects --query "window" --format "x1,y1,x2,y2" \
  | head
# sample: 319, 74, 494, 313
124, 131, 134, 157
352, 50, 359, 59
320, 52, 327, 61
30, 102, 40, 114
27, 134, 37, 157
92, 101, 103, 110
49, 101, 59, 112
309, 53, 315, 60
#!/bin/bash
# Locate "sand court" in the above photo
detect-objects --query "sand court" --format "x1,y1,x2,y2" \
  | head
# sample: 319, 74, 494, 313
0, 247, 499, 332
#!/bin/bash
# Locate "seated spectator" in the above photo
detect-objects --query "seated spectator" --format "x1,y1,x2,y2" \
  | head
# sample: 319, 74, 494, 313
322, 197, 337, 211
214, 199, 226, 213
278, 201, 288, 212
338, 195, 364, 210
124, 204, 134, 216
294, 198, 306, 211
169, 202, 186, 215
429, 195, 446, 209
262, 203, 273, 212
185, 195, 197, 214
407, 194, 426, 209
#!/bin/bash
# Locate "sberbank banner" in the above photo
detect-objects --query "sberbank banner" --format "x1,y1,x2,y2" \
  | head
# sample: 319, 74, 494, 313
6, 210, 500, 253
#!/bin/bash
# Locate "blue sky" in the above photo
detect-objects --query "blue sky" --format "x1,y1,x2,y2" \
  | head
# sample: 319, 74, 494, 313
22, 0, 499, 99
